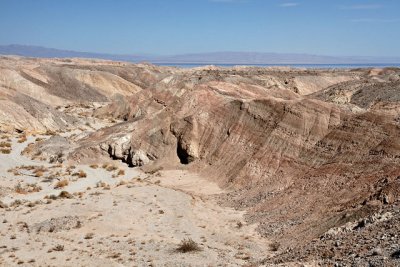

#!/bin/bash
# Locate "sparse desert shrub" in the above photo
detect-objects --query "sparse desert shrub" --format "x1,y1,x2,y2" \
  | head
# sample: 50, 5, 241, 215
96, 181, 110, 190
90, 164, 98, 169
45, 130, 56, 136
26, 202, 36, 207
96, 181, 106, 188
269, 241, 281, 252
55, 179, 69, 189
15, 183, 27, 194
17, 183, 42, 193
59, 191, 73, 199
84, 233, 94, 239
0, 142, 11, 148
0, 201, 8, 209
75, 220, 82, 229
74, 192, 84, 198
54, 244, 64, 251
10, 199, 23, 207
106, 165, 118, 172
175, 238, 201, 253
17, 135, 27, 143
1, 149, 11, 154
102, 163, 108, 169
34, 171, 44, 177
21, 165, 36, 170
145, 167, 163, 175
78, 170, 87, 178
117, 180, 127, 187
107, 252, 121, 259
117, 169, 125, 176
89, 191, 104, 196
47, 195, 58, 200
30, 184, 42, 192
33, 166, 47, 177
45, 173, 57, 181
65, 166, 75, 175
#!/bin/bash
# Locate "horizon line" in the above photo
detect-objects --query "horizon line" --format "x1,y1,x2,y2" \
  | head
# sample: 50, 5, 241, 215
1, 44, 400, 59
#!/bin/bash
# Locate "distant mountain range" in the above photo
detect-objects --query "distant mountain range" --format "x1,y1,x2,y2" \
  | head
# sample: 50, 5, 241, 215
1, 44, 400, 64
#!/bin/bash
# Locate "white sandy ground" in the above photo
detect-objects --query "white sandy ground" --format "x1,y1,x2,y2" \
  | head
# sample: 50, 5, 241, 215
0, 135, 273, 266
0, 135, 144, 204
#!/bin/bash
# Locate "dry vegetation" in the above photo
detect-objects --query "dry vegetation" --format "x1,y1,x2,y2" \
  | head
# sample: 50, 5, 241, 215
33, 166, 48, 177
59, 190, 73, 199
96, 181, 111, 190
72, 170, 87, 178
54, 179, 69, 189
14, 183, 42, 194
175, 238, 202, 253
45, 130, 57, 136
269, 242, 281, 252
84, 233, 94, 239
106, 165, 118, 172
145, 167, 164, 175
0, 141, 11, 148
17, 135, 27, 143
1, 148, 11, 154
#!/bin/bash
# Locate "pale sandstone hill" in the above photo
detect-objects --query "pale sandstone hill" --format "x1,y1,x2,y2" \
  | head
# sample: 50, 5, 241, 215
0, 56, 174, 132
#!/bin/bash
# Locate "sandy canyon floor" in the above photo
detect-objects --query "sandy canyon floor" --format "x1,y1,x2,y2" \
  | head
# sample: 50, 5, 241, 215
0, 133, 272, 267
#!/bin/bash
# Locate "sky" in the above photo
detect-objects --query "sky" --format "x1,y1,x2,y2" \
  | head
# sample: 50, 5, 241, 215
0, 0, 399, 57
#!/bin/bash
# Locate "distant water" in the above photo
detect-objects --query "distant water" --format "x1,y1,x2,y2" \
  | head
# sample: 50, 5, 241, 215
156, 63, 400, 69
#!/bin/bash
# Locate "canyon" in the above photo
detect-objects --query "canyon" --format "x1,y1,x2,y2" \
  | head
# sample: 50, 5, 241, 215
0, 55, 399, 266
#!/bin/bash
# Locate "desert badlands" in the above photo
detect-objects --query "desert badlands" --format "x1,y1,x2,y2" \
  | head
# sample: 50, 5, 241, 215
0, 56, 399, 266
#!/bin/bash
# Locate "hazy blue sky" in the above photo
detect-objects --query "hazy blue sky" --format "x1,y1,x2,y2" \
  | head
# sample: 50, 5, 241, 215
1, 0, 399, 56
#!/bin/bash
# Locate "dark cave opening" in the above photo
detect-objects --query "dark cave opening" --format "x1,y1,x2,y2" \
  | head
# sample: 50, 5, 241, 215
177, 141, 190, 165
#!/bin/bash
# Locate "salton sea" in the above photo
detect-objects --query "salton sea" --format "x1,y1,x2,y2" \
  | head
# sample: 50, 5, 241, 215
156, 63, 400, 69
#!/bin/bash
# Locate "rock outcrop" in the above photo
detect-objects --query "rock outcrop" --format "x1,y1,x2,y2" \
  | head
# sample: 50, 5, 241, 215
76, 63, 400, 252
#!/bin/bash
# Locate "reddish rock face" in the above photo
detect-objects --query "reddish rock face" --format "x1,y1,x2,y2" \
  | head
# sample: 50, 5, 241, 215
94, 65, 400, 251
78, 63, 400, 251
